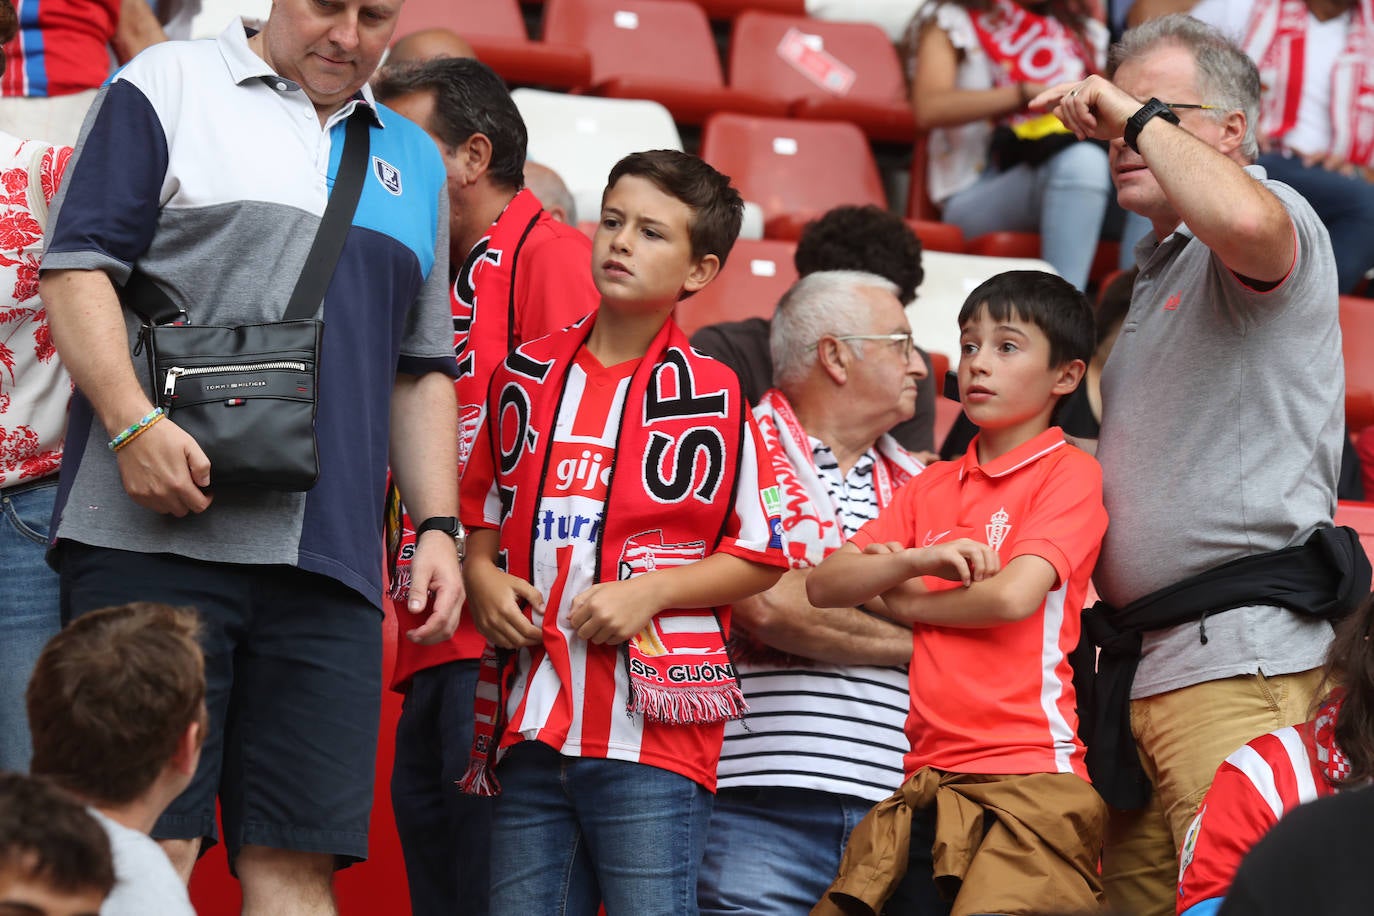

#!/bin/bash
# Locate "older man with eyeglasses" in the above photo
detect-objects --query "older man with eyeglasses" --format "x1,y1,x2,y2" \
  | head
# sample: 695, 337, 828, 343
696, 269, 932, 916
1033, 15, 1350, 916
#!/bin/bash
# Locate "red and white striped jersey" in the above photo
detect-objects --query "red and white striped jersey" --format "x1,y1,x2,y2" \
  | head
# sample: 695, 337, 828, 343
1177, 702, 1346, 916
464, 346, 779, 789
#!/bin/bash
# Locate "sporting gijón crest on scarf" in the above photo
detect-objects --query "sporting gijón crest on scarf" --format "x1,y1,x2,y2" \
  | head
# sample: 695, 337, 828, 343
460, 315, 768, 795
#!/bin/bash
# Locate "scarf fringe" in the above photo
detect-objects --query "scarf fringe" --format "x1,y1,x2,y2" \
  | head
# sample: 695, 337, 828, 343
627, 682, 750, 724
457, 759, 501, 797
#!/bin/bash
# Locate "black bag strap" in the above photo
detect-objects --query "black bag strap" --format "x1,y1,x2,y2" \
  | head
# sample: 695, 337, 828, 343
123, 104, 373, 326
283, 106, 371, 321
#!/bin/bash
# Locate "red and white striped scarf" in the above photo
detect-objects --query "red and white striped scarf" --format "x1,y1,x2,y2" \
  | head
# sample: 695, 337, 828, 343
753, 388, 921, 569
967, 0, 1100, 133
459, 315, 781, 795
1242, 0, 1374, 166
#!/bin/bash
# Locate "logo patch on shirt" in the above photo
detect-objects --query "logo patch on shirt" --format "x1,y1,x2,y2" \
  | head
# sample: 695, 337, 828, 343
372, 156, 402, 195
985, 507, 1011, 551
1164, 291, 1182, 311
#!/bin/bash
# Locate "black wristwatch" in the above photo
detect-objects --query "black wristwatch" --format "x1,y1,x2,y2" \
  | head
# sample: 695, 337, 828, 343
1124, 98, 1181, 154
416, 516, 466, 562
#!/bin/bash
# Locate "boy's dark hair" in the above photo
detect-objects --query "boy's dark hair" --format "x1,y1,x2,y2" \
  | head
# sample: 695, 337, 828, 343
27, 603, 206, 807
1324, 595, 1374, 786
604, 150, 744, 269
373, 57, 527, 190
0, 772, 115, 898
957, 270, 1096, 368
795, 205, 924, 304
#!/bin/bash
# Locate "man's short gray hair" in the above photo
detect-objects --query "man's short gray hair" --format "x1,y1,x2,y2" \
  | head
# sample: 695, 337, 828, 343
1110, 14, 1261, 161
770, 270, 902, 394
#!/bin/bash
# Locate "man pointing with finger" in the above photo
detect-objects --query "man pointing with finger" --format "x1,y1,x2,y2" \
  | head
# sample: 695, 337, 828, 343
1034, 15, 1348, 916
37, 0, 463, 910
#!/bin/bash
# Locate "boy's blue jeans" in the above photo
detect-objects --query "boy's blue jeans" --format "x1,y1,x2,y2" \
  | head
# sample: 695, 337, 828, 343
0, 478, 61, 773
489, 740, 712, 916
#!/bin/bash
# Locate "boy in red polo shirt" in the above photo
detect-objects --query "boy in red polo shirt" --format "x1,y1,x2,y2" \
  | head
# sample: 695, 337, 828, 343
808, 270, 1108, 915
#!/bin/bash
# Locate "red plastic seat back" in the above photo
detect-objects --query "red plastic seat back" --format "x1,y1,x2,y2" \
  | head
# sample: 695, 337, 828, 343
394, 0, 528, 42
728, 11, 907, 107
675, 238, 799, 336
543, 0, 726, 87
1341, 295, 1374, 432
699, 113, 885, 233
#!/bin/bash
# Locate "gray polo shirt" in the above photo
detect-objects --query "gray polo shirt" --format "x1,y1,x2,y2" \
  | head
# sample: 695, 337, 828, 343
1095, 165, 1344, 699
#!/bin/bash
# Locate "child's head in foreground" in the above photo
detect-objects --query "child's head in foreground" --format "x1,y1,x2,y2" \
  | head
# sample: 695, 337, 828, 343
26, 602, 207, 810
956, 270, 1095, 443
0, 772, 114, 916
594, 150, 744, 308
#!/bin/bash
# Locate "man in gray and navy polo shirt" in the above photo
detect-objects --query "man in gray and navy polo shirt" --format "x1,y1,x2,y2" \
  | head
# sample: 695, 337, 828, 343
38, 0, 464, 909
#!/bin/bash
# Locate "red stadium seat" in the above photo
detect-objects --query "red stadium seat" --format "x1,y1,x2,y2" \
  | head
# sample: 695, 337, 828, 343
1335, 500, 1374, 565
1341, 295, 1374, 432
962, 232, 1122, 288
699, 113, 886, 241
391, 0, 592, 89
674, 238, 798, 336
693, 0, 806, 21
906, 219, 964, 254
728, 11, 915, 143
542, 0, 787, 124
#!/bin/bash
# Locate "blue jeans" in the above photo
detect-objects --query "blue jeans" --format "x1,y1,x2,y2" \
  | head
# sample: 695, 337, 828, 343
391, 660, 492, 916
698, 787, 881, 915
1258, 151, 1374, 294
489, 741, 713, 916
942, 141, 1111, 291
0, 479, 61, 772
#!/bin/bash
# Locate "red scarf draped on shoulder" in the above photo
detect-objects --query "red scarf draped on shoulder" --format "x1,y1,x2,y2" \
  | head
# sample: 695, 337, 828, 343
968, 0, 1099, 134
460, 314, 777, 794
1242, 0, 1374, 166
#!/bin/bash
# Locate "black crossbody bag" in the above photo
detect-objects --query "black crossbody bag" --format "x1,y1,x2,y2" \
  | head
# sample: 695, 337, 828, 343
121, 109, 370, 491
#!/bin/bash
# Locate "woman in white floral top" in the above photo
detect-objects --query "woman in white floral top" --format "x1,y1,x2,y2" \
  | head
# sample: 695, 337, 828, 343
0, 0, 73, 773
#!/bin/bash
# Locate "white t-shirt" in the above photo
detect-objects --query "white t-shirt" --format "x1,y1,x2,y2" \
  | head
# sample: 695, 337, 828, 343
89, 809, 195, 916
1192, 0, 1351, 154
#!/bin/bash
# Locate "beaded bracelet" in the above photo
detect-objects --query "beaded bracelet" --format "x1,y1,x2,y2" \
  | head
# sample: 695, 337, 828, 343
108, 408, 166, 453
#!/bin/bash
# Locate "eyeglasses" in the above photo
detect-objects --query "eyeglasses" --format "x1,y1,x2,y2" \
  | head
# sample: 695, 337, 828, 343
1160, 102, 1221, 113
811, 333, 916, 360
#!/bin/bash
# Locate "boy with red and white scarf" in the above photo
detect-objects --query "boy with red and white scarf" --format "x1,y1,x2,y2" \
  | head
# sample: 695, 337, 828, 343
459, 150, 787, 916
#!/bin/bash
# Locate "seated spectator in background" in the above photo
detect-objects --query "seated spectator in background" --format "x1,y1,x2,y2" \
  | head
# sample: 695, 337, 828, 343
524, 161, 576, 224
1215, 782, 1374, 915
385, 27, 476, 67
0, 0, 74, 777
808, 271, 1107, 915
690, 204, 937, 456
1177, 593, 1374, 916
697, 270, 926, 916
940, 266, 1135, 458
0, 772, 114, 916
27, 603, 205, 916
372, 57, 597, 916
1191, 0, 1374, 294
903, 0, 1113, 291
0, 0, 165, 146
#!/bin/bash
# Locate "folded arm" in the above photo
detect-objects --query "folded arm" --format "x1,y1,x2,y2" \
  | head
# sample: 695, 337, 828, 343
569, 553, 784, 646
733, 569, 912, 667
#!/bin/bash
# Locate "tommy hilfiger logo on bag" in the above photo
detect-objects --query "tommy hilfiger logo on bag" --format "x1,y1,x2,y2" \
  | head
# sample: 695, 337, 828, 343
372, 156, 402, 195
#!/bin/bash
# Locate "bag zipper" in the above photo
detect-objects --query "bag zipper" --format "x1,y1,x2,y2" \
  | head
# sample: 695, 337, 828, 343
163, 361, 309, 397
